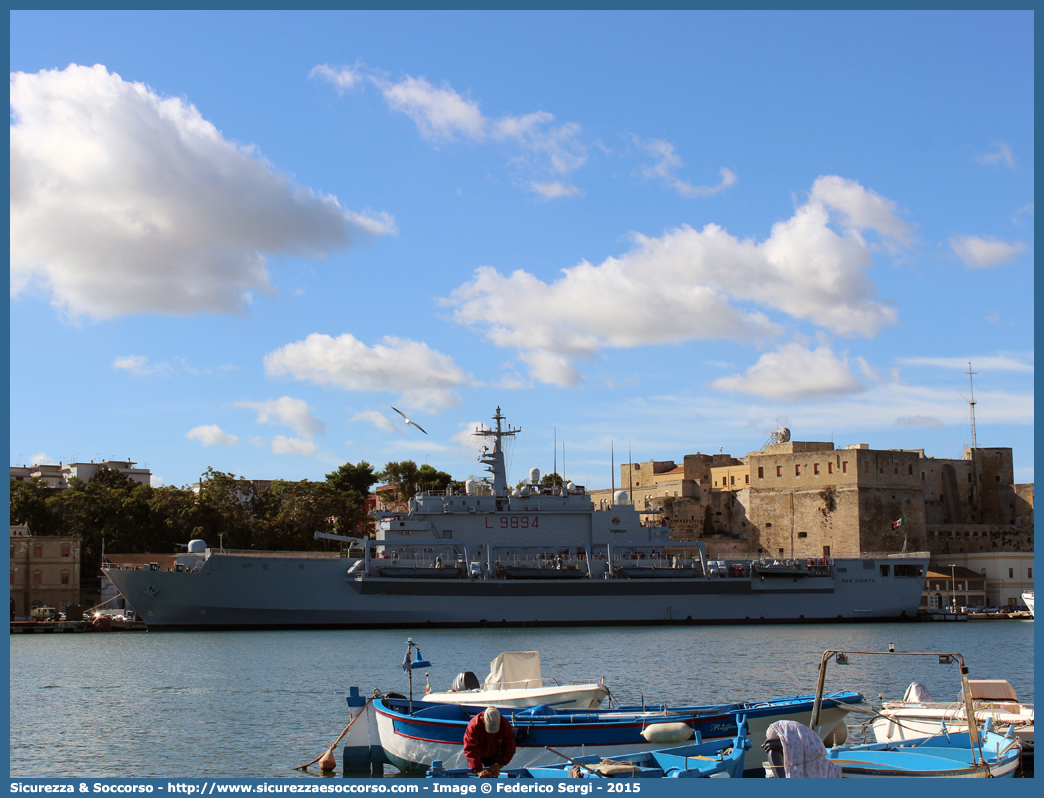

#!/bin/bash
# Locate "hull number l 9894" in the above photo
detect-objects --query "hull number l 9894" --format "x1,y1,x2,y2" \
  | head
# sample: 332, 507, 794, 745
485, 516, 540, 528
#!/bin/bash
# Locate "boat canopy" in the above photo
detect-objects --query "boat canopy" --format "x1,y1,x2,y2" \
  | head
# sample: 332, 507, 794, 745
965, 679, 1019, 702
485, 651, 542, 690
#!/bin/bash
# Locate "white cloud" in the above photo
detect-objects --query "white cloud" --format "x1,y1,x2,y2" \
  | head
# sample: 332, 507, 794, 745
346, 209, 398, 236
271, 436, 319, 456
711, 342, 866, 402
309, 64, 363, 93
30, 452, 52, 466
351, 410, 399, 433
374, 74, 487, 142
264, 333, 475, 412
807, 175, 914, 246
637, 138, 737, 198
186, 425, 238, 446
896, 354, 1033, 373
528, 181, 583, 200
113, 355, 173, 376
362, 70, 586, 181
895, 415, 945, 429
237, 396, 325, 438
444, 177, 903, 385
10, 64, 389, 320
950, 235, 1026, 268
974, 141, 1015, 168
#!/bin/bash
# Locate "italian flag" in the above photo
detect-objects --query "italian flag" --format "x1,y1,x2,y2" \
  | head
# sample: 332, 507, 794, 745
892, 517, 906, 529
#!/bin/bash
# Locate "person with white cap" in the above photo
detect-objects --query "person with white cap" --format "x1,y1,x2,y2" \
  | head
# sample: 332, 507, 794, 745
462, 706, 516, 777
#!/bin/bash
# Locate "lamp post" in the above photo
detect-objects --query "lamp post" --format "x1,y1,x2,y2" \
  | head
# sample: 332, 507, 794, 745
949, 564, 957, 612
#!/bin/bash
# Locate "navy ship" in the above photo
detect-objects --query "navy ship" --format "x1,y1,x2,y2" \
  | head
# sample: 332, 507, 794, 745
102, 408, 929, 630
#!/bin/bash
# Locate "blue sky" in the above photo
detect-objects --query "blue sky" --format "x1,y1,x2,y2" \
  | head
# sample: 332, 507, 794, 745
9, 10, 1034, 491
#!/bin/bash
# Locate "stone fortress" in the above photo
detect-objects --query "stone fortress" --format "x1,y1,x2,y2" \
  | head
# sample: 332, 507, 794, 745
594, 438, 1033, 563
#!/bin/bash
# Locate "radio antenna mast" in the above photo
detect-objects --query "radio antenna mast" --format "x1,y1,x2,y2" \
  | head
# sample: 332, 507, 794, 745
966, 361, 978, 449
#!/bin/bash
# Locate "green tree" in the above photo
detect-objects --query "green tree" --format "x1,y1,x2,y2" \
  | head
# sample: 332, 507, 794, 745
540, 472, 564, 489
251, 479, 346, 550
195, 468, 255, 549
325, 461, 378, 535
416, 464, 453, 493
379, 460, 419, 504
9, 477, 61, 535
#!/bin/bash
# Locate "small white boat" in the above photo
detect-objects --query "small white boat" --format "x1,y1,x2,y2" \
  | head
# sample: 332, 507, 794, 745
873, 679, 1033, 749
1023, 589, 1034, 616
422, 651, 609, 710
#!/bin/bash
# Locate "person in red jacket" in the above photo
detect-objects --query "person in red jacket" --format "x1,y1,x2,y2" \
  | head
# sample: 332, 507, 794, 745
463, 707, 516, 776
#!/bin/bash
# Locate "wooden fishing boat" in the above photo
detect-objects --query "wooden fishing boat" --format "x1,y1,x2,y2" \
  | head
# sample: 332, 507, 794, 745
764, 649, 1024, 778
427, 720, 750, 778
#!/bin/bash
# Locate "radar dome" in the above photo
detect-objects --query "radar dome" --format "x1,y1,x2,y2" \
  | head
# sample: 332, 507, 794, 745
465, 478, 477, 496
529, 467, 541, 485
614, 490, 629, 503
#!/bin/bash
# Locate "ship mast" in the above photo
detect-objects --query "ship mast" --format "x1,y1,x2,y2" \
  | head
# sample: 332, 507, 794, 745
474, 407, 520, 497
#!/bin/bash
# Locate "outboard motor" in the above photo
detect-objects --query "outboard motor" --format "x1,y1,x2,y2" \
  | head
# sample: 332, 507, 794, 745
450, 671, 481, 692
762, 726, 786, 778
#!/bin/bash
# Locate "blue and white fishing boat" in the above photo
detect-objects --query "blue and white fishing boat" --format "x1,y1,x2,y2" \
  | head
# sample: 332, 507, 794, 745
770, 648, 1025, 778
427, 721, 751, 778
367, 690, 865, 775
765, 720, 1021, 778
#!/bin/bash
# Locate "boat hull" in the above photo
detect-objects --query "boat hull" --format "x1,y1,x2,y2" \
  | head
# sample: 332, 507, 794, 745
371, 693, 860, 776
102, 552, 927, 631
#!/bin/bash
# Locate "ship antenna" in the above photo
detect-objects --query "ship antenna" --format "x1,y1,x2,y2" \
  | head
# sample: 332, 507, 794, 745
611, 440, 615, 507
554, 427, 557, 488
628, 441, 633, 499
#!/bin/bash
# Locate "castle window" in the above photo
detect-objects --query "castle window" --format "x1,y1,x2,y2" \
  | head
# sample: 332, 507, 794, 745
758, 467, 764, 479
798, 532, 807, 538
908, 464, 913, 475
776, 466, 782, 478
842, 462, 848, 473
745, 475, 749, 484
1008, 568, 1014, 579
828, 462, 833, 474
795, 465, 801, 476
814, 463, 819, 475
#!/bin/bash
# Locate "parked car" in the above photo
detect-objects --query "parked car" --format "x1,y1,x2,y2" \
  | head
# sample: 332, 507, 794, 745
964, 606, 983, 613
981, 606, 1003, 614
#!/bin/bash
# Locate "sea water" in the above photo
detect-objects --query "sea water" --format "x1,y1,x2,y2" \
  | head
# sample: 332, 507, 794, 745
9, 621, 1034, 779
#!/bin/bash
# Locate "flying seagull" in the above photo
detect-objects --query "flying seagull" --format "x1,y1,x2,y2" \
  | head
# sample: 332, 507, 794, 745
391, 406, 428, 435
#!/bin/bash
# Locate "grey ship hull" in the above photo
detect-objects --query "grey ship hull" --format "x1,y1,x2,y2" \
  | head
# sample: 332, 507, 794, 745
103, 553, 926, 631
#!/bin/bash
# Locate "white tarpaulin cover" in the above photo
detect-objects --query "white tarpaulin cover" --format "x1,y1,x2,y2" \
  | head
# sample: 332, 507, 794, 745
902, 681, 934, 703
484, 651, 542, 690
